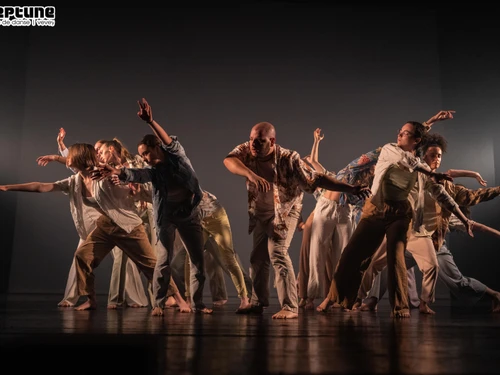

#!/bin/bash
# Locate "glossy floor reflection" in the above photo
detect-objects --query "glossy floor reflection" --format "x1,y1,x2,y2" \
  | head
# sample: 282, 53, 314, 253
1, 293, 499, 374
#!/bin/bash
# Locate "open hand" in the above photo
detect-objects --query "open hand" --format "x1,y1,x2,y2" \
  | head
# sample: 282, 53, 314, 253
352, 184, 371, 200
475, 173, 487, 186
313, 128, 324, 142
137, 98, 153, 123
36, 155, 58, 167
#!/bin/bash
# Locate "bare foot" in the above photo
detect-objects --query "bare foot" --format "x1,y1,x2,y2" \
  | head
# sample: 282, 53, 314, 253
419, 301, 436, 315
128, 303, 144, 308
213, 299, 227, 306
316, 298, 333, 313
164, 296, 178, 309
151, 307, 164, 316
236, 298, 251, 313
360, 297, 378, 312
57, 300, 74, 308
304, 298, 315, 310
74, 300, 96, 311
272, 309, 298, 319
196, 307, 213, 314
391, 309, 411, 318
298, 298, 307, 308
107, 304, 118, 310
177, 300, 192, 313
352, 301, 362, 310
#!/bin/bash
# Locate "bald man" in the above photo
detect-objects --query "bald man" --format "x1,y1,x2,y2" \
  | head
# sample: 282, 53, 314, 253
223, 122, 371, 319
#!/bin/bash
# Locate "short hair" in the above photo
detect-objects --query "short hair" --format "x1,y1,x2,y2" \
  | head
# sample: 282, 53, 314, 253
418, 132, 448, 158
138, 134, 162, 148
67, 143, 99, 171
406, 121, 428, 145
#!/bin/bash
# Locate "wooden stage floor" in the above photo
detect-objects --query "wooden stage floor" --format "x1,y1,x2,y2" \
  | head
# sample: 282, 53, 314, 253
1, 293, 499, 374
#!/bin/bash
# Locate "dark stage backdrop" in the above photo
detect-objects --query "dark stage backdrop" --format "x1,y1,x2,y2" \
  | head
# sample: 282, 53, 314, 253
1, 5, 498, 299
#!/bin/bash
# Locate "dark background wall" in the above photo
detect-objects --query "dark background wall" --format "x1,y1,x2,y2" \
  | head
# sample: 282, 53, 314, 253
1, 5, 498, 299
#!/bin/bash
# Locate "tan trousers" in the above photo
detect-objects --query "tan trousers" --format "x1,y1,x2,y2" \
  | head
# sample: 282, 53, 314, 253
74, 215, 178, 298
358, 234, 439, 304
327, 198, 412, 315
184, 206, 250, 299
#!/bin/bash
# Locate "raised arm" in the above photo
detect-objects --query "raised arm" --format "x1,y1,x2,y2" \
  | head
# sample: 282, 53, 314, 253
0, 182, 62, 193
137, 98, 173, 146
57, 127, 67, 154
422, 110, 455, 131
308, 128, 326, 173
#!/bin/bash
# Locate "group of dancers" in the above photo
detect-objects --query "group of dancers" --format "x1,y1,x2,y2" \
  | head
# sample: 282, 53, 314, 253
2, 99, 500, 319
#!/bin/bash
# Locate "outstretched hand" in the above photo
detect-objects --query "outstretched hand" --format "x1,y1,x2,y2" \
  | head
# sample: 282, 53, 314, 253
426, 110, 455, 125
475, 173, 487, 187
466, 220, 475, 238
90, 163, 122, 181
352, 184, 371, 200
137, 98, 153, 123
36, 155, 58, 167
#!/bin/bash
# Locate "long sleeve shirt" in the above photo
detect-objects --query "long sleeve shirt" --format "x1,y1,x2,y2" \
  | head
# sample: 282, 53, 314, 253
118, 136, 203, 231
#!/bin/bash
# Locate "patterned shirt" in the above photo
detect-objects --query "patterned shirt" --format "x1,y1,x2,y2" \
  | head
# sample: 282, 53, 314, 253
432, 183, 500, 251
226, 142, 319, 240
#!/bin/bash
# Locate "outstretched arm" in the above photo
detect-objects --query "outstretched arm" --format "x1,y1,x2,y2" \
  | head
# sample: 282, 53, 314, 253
447, 169, 487, 186
137, 98, 173, 146
36, 154, 67, 167
0, 182, 61, 193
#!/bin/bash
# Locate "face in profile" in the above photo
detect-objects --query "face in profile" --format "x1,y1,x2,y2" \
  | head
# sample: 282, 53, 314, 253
396, 123, 418, 151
